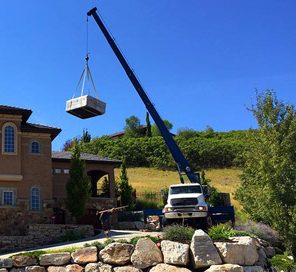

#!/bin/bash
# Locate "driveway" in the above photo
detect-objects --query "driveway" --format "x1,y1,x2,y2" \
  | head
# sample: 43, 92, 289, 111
0, 229, 162, 259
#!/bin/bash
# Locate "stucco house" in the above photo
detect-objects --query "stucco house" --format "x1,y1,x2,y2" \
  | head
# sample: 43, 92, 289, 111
0, 105, 120, 234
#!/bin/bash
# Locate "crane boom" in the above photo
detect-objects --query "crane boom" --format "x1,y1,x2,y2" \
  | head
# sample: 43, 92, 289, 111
87, 7, 200, 184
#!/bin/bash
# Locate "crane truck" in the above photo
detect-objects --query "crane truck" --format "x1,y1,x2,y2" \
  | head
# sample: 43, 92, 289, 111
87, 7, 234, 228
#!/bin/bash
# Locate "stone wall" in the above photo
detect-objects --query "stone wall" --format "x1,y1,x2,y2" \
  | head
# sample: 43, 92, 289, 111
0, 224, 94, 254
0, 230, 278, 272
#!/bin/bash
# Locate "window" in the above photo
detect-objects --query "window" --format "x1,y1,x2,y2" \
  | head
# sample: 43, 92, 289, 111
3, 190, 14, 206
63, 169, 70, 174
31, 187, 40, 211
4, 125, 15, 153
53, 168, 62, 174
31, 141, 40, 154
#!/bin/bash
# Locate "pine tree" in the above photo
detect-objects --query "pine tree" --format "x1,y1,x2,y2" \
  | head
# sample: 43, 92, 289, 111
118, 157, 134, 209
66, 140, 91, 221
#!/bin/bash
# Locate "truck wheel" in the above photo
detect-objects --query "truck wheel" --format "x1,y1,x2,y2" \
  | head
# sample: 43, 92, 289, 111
199, 216, 212, 230
162, 217, 173, 228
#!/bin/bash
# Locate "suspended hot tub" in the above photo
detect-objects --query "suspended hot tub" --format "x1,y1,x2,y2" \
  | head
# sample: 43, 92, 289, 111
66, 54, 106, 119
66, 95, 106, 119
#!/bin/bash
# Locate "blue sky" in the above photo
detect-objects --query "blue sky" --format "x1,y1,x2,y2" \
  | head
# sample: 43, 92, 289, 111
1, 1, 295, 150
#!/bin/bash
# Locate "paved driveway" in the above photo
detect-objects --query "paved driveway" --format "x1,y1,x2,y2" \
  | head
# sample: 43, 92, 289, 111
0, 229, 162, 259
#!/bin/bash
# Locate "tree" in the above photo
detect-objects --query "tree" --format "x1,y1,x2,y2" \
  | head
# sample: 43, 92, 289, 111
146, 112, 152, 137
151, 119, 173, 137
62, 139, 75, 151
236, 90, 296, 257
66, 140, 91, 221
177, 128, 198, 139
124, 115, 142, 138
117, 157, 135, 209
82, 129, 91, 143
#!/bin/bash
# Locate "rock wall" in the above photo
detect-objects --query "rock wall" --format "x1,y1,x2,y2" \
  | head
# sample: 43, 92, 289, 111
0, 224, 94, 254
0, 230, 277, 272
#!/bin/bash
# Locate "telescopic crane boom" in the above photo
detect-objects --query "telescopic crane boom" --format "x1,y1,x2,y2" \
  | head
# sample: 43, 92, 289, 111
87, 7, 200, 184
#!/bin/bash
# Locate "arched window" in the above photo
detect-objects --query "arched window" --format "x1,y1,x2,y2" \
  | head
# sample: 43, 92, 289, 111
31, 187, 41, 211
31, 141, 40, 154
4, 125, 15, 153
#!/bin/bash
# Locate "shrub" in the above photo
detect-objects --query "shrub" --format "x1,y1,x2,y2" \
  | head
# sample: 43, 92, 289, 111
134, 199, 161, 210
208, 224, 249, 241
84, 241, 104, 251
129, 235, 160, 245
163, 225, 194, 243
270, 254, 296, 271
235, 221, 281, 247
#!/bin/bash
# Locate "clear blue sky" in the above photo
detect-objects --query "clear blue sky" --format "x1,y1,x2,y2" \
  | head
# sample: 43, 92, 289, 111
1, 1, 295, 150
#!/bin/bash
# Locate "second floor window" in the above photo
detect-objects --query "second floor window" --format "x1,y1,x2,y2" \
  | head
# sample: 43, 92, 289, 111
4, 125, 15, 153
31, 141, 40, 154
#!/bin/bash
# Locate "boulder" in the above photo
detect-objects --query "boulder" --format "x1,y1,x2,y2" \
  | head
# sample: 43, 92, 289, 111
255, 247, 267, 268
215, 236, 259, 266
25, 266, 46, 272
204, 264, 243, 272
39, 253, 71, 266
161, 240, 189, 266
243, 266, 265, 272
0, 259, 13, 268
12, 256, 38, 267
47, 267, 66, 272
10, 268, 25, 272
65, 264, 84, 272
264, 246, 276, 258
71, 247, 97, 264
99, 242, 134, 265
85, 262, 113, 272
114, 267, 143, 272
131, 238, 163, 269
190, 229, 222, 269
149, 263, 191, 272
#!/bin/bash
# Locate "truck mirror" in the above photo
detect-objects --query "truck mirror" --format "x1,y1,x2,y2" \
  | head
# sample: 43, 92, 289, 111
202, 185, 211, 199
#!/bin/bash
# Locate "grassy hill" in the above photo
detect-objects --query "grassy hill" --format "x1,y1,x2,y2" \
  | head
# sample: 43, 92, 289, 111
114, 167, 242, 209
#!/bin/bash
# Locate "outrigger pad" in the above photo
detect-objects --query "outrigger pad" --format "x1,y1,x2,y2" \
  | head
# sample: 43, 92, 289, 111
66, 95, 106, 119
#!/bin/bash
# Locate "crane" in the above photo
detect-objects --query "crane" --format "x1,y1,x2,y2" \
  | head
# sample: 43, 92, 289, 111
87, 7, 200, 185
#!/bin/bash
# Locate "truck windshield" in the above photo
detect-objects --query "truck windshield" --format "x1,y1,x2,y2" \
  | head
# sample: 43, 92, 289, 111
170, 185, 202, 194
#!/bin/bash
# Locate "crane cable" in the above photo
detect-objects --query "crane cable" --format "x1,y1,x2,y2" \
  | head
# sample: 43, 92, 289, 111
73, 16, 98, 99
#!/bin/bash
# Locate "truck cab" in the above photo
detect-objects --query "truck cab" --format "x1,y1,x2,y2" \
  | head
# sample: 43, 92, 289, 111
163, 183, 210, 227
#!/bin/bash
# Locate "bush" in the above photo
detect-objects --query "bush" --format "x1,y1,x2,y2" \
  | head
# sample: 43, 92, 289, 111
134, 199, 162, 210
270, 254, 296, 271
163, 225, 195, 243
84, 241, 104, 251
208, 224, 249, 241
235, 221, 282, 247
129, 235, 160, 245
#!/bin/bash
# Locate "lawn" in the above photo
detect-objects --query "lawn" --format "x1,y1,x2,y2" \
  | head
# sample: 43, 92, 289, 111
114, 167, 242, 209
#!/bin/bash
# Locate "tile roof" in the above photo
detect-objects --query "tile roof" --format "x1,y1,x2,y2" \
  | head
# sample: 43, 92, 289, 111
22, 123, 61, 140
52, 151, 121, 164
0, 105, 32, 122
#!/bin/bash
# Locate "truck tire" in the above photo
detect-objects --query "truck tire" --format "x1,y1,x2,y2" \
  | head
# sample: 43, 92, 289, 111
162, 217, 175, 227
199, 216, 212, 230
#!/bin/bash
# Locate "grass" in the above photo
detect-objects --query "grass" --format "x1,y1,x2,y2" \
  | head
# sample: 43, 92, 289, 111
114, 167, 242, 209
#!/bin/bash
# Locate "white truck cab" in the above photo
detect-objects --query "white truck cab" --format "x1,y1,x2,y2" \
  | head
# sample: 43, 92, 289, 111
162, 183, 210, 227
